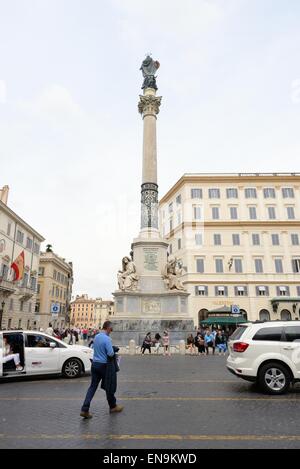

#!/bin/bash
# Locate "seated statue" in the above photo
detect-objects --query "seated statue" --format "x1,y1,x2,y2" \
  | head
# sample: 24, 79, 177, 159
117, 256, 139, 291
163, 257, 186, 291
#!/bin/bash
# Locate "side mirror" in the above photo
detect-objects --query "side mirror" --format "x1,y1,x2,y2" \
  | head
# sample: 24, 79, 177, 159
49, 342, 56, 348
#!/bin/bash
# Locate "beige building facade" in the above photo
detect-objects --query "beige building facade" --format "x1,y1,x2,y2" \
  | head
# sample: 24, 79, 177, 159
70, 295, 114, 329
0, 186, 44, 330
36, 249, 73, 330
159, 173, 300, 327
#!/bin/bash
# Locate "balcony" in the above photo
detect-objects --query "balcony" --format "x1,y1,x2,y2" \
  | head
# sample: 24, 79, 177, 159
0, 277, 16, 296
18, 285, 35, 300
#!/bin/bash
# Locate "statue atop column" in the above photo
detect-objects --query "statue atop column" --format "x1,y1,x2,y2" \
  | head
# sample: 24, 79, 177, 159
140, 55, 160, 90
163, 257, 186, 291
117, 256, 139, 291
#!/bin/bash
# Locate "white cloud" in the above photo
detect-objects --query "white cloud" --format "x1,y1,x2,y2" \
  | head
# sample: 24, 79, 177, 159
18, 84, 83, 126
0, 80, 7, 103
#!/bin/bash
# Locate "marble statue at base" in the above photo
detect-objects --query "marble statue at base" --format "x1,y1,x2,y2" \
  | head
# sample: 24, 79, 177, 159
163, 257, 186, 291
117, 256, 139, 291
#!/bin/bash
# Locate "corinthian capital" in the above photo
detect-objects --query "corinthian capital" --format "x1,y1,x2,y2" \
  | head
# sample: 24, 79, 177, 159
138, 95, 162, 116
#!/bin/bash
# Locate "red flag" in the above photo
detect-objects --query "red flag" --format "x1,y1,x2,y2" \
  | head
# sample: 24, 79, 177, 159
11, 251, 25, 281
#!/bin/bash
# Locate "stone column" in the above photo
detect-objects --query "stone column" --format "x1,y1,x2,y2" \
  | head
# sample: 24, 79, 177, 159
138, 88, 162, 233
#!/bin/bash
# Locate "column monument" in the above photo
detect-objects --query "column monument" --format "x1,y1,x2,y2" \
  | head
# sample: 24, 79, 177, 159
112, 56, 193, 346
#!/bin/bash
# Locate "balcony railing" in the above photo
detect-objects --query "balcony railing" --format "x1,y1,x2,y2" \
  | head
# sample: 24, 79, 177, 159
18, 285, 35, 299
0, 277, 16, 295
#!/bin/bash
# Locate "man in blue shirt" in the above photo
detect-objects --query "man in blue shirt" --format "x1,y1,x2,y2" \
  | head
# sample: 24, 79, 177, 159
80, 321, 123, 418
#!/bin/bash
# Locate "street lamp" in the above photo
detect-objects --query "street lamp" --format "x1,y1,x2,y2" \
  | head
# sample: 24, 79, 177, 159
0, 301, 5, 330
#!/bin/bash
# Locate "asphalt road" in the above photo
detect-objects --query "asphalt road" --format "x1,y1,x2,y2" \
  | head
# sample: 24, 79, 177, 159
1, 355, 300, 449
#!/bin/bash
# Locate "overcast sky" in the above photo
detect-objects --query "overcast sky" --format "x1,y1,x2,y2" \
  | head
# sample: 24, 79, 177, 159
1, 0, 300, 299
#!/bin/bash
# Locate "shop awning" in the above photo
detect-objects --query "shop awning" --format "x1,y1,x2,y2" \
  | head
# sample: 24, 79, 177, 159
271, 297, 300, 303
201, 316, 247, 325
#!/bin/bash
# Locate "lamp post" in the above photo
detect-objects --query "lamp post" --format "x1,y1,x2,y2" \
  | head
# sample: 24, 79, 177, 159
0, 300, 5, 330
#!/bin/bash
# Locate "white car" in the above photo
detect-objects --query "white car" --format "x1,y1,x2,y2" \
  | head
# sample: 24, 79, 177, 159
0, 330, 93, 379
227, 321, 300, 394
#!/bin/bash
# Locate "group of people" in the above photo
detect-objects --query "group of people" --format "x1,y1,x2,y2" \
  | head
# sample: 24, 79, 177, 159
141, 331, 171, 356
44, 324, 97, 346
187, 328, 228, 356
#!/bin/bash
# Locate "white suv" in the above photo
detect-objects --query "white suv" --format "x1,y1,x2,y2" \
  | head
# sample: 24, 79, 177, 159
227, 321, 300, 394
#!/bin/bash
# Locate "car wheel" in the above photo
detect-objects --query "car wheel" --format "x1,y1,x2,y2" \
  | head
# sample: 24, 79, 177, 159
62, 358, 82, 379
258, 362, 291, 395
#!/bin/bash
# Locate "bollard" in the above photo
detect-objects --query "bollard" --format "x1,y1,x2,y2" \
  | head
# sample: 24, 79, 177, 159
179, 339, 185, 355
129, 339, 136, 355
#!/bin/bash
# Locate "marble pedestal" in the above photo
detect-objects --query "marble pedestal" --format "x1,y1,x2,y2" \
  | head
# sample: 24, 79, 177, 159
112, 234, 194, 346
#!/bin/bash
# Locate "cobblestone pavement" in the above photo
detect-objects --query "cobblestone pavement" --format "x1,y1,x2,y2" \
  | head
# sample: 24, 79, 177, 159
1, 355, 300, 449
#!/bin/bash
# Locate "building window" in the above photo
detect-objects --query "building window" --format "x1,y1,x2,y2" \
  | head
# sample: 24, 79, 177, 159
256, 286, 269, 296
212, 207, 220, 220
195, 233, 203, 246
291, 234, 299, 246
7, 222, 11, 236
282, 187, 294, 198
263, 188, 275, 198
57, 272, 61, 282
297, 286, 300, 296
215, 259, 224, 273
168, 202, 173, 214
235, 286, 247, 296
177, 239, 182, 250
53, 270, 57, 280
195, 285, 208, 296
16, 230, 24, 244
245, 188, 257, 198
292, 259, 300, 273
271, 234, 280, 246
226, 188, 238, 198
230, 207, 238, 220
177, 212, 181, 225
234, 259, 243, 273
20, 301, 24, 312
9, 298, 13, 311
176, 194, 181, 205
18, 319, 22, 329
193, 206, 202, 220
30, 277, 37, 291
33, 243, 40, 254
252, 234, 260, 246
232, 234, 240, 246
277, 286, 290, 296
268, 207, 276, 220
39, 267, 44, 276
196, 258, 204, 273
169, 218, 173, 232
274, 258, 283, 273
215, 286, 228, 296
169, 244, 173, 255
209, 188, 220, 199
191, 189, 202, 199
28, 302, 32, 313
287, 207, 295, 219
37, 284, 41, 294
8, 319, 12, 329
1, 264, 9, 280
214, 234, 222, 246
249, 207, 257, 220
26, 237, 33, 250
255, 259, 264, 273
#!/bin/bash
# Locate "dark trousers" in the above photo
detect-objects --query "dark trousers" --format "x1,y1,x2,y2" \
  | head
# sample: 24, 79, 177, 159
141, 344, 151, 354
81, 362, 116, 411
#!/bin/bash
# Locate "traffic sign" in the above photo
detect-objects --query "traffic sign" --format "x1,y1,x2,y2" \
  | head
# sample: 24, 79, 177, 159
231, 305, 240, 315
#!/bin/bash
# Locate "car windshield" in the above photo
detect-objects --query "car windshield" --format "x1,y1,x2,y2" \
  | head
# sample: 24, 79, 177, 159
229, 326, 248, 341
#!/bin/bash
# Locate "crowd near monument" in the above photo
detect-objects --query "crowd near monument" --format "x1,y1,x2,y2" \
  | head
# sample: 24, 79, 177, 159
112, 56, 194, 345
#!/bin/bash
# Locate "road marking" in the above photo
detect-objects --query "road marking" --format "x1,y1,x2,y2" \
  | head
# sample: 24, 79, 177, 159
0, 396, 299, 401
2, 379, 239, 384
0, 433, 300, 441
